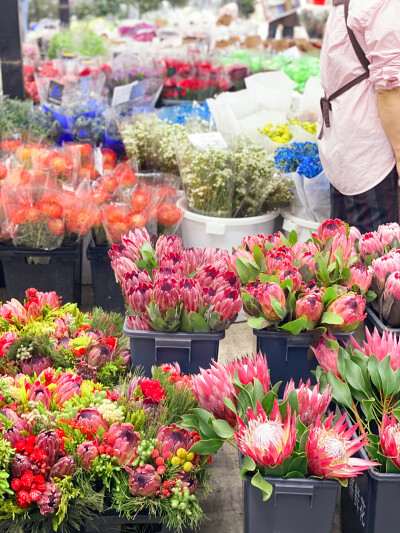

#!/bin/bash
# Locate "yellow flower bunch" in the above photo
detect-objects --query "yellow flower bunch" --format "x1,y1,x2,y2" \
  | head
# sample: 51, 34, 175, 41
259, 123, 292, 143
289, 119, 318, 135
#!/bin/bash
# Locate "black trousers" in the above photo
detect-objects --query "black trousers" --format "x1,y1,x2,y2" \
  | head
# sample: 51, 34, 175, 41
330, 166, 399, 234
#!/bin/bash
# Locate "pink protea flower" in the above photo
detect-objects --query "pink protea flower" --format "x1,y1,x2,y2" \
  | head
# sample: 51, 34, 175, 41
110, 256, 138, 284
160, 362, 181, 376
229, 352, 270, 395
241, 234, 267, 252
155, 235, 183, 260
157, 425, 194, 457
351, 327, 400, 370
126, 283, 153, 313
0, 331, 18, 357
358, 232, 384, 260
235, 400, 296, 467
266, 247, 294, 275
372, 253, 400, 291
121, 269, 152, 295
28, 383, 51, 409
103, 423, 140, 465
316, 219, 347, 244
329, 234, 356, 267
297, 251, 316, 275
179, 278, 203, 313
296, 293, 323, 324
180, 247, 205, 274
122, 227, 151, 252
4, 426, 27, 448
261, 232, 285, 250
158, 252, 190, 280
0, 298, 28, 325
283, 379, 332, 426
35, 430, 63, 467
326, 293, 366, 331
202, 247, 229, 265
347, 265, 373, 294
52, 373, 82, 405
212, 269, 241, 294
384, 271, 400, 300
20, 355, 52, 376
379, 413, 400, 468
195, 264, 226, 288
128, 465, 161, 497
12, 454, 37, 477
349, 226, 362, 245
276, 264, 303, 292
226, 249, 256, 276
153, 277, 180, 313
311, 332, 341, 380
36, 481, 62, 515
0, 408, 20, 425
249, 281, 286, 322
49, 455, 76, 479
212, 289, 242, 321
377, 222, 400, 248
306, 413, 378, 478
126, 314, 151, 331
77, 441, 99, 470
76, 408, 108, 433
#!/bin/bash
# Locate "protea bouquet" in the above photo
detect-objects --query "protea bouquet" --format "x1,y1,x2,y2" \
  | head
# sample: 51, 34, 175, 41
110, 229, 242, 332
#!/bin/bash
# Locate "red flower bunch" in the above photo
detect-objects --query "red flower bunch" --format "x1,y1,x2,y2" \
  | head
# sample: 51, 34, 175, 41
140, 379, 166, 403
11, 472, 47, 508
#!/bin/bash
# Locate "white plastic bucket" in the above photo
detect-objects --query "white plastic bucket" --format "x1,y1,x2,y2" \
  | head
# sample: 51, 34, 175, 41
180, 210, 280, 251
281, 210, 319, 242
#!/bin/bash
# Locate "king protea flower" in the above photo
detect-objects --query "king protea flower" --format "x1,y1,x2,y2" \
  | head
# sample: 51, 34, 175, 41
0, 298, 28, 325
284, 379, 332, 426
377, 222, 400, 248
326, 293, 366, 331
315, 219, 347, 244
121, 269, 152, 295
306, 413, 378, 478
379, 413, 400, 468
158, 252, 191, 280
179, 278, 203, 313
228, 352, 270, 395
155, 235, 183, 260
180, 247, 205, 274
358, 232, 384, 260
351, 327, 400, 370
311, 331, 341, 380
296, 293, 323, 324
20, 355, 52, 376
110, 256, 138, 285
227, 249, 255, 277
235, 400, 296, 467
49, 455, 76, 479
262, 232, 285, 250
195, 264, 227, 288
347, 264, 373, 294
36, 481, 62, 515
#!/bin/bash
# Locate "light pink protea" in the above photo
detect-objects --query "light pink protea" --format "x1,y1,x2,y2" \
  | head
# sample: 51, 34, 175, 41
250, 281, 286, 322
179, 278, 203, 313
28, 383, 51, 409
76, 408, 108, 432
348, 226, 362, 245
358, 232, 385, 260
180, 247, 205, 274
195, 264, 227, 288
110, 256, 138, 285
283, 379, 332, 426
241, 234, 267, 252
202, 247, 229, 265
0, 298, 28, 325
347, 264, 373, 294
297, 251, 316, 275
329, 234, 356, 267
126, 283, 153, 314
157, 425, 194, 457
77, 441, 99, 470
315, 219, 347, 244
126, 314, 151, 331
121, 269, 152, 295
276, 264, 303, 292
296, 293, 323, 324
326, 293, 366, 331
384, 271, 400, 300
372, 253, 400, 291
229, 352, 270, 394
4, 427, 27, 448
36, 481, 62, 515
0, 331, 18, 357
153, 277, 180, 313
155, 235, 183, 260
52, 373, 82, 405
379, 413, 400, 468
351, 327, 400, 370
235, 400, 296, 467
377, 222, 400, 248
122, 227, 151, 252
261, 232, 285, 250
212, 289, 242, 321
311, 332, 341, 380
306, 413, 378, 478
103, 423, 140, 465
128, 465, 161, 497
35, 430, 63, 467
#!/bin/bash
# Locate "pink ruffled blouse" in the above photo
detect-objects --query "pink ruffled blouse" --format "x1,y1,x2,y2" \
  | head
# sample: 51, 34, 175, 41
318, 0, 400, 195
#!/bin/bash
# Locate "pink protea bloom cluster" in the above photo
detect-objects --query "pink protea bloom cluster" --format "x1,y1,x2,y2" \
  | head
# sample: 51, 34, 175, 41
306, 413, 378, 478
276, 264, 303, 292
328, 234, 356, 267
384, 271, 400, 300
379, 413, 400, 469
358, 232, 384, 260
372, 252, 400, 291
283, 379, 332, 427
377, 222, 400, 248
52, 373, 82, 405
235, 400, 296, 468
265, 247, 294, 275
103, 423, 140, 465
241, 233, 267, 252
351, 327, 400, 370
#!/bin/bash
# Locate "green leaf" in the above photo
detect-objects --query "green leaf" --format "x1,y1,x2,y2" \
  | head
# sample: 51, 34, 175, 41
250, 471, 273, 501
379, 356, 397, 397
241, 455, 256, 478
190, 409, 218, 440
189, 312, 210, 333
324, 337, 340, 351
286, 454, 308, 476
321, 312, 344, 325
180, 309, 193, 333
289, 230, 298, 245
223, 398, 238, 415
366, 290, 377, 303
190, 439, 225, 455
361, 399, 376, 422
299, 427, 311, 453
247, 317, 270, 330
368, 355, 383, 391
280, 316, 307, 335
339, 478, 348, 488
270, 296, 287, 321
345, 359, 369, 396
211, 419, 235, 439
236, 257, 260, 284
261, 391, 277, 416
386, 458, 400, 474
327, 371, 353, 410
252, 244, 265, 270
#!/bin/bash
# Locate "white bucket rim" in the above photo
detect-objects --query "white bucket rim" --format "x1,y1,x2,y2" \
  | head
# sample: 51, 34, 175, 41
280, 210, 320, 230
183, 209, 279, 226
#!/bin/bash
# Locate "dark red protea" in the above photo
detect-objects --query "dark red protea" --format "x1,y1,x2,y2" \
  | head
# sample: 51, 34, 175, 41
152, 277, 180, 313
49, 455, 76, 479
179, 278, 203, 313
86, 344, 112, 369
12, 454, 38, 477
36, 481, 62, 515
76, 408, 108, 433
103, 423, 140, 465
3, 426, 27, 448
76, 441, 99, 470
157, 425, 194, 457
127, 465, 161, 497
20, 355, 52, 376
178, 471, 199, 494
35, 430, 62, 467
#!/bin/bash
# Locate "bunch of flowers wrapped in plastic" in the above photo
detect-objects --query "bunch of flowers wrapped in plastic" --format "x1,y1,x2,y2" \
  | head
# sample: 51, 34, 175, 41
0, 363, 211, 533
182, 353, 377, 500
232, 219, 374, 334
110, 229, 242, 332
0, 288, 130, 386
275, 142, 322, 179
314, 326, 400, 475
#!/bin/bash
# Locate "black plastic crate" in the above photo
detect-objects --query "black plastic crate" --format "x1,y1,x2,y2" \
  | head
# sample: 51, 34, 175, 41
81, 511, 169, 533
0, 244, 81, 304
87, 244, 125, 313
365, 305, 400, 336
244, 470, 338, 533
254, 329, 351, 387
123, 318, 225, 376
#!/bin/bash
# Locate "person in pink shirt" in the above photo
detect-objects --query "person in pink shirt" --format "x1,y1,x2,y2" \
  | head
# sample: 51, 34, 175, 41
318, 0, 400, 233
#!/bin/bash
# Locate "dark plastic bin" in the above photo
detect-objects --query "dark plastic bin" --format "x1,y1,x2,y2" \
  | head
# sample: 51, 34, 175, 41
365, 305, 400, 336
254, 329, 351, 387
341, 417, 400, 533
87, 244, 125, 313
81, 510, 169, 533
124, 318, 225, 376
244, 468, 339, 533
0, 244, 82, 304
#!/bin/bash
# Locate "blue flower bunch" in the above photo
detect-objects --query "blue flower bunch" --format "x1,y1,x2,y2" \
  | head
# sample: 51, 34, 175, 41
274, 142, 323, 179
157, 102, 211, 125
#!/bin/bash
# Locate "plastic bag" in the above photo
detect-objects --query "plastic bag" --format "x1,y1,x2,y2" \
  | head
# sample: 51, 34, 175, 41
302, 170, 331, 222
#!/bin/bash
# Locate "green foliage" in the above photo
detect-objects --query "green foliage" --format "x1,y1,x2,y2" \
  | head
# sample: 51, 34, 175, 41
88, 307, 126, 339
48, 30, 106, 59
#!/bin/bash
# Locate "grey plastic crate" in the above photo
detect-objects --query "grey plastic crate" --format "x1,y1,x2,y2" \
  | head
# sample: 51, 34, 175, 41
365, 305, 400, 336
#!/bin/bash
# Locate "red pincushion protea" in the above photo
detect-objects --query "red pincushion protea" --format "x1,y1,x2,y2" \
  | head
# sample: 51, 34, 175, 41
379, 413, 400, 468
283, 379, 331, 427
235, 400, 296, 468
306, 413, 378, 478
